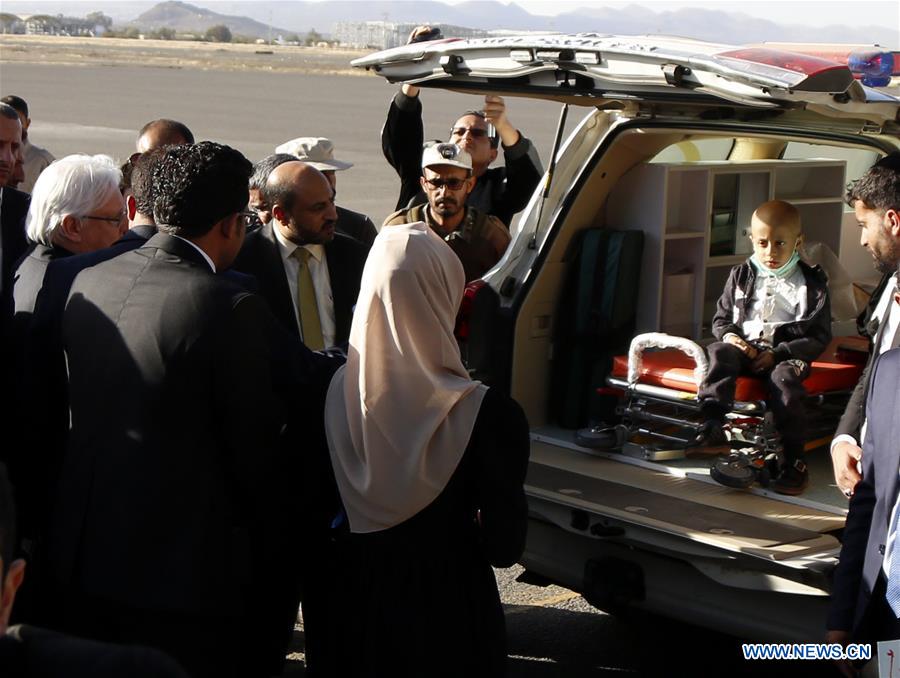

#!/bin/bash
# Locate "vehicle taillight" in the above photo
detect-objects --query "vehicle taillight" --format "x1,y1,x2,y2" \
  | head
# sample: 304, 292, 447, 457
848, 50, 895, 87
455, 279, 486, 341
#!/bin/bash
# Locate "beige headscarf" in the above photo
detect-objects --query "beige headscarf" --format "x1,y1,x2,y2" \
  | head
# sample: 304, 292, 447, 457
324, 221, 487, 533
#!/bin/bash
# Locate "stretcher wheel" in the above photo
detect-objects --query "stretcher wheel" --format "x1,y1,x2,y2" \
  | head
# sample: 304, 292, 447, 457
710, 455, 757, 489
575, 424, 626, 449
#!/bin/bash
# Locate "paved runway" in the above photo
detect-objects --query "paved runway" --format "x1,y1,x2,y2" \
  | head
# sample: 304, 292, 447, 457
2, 62, 566, 227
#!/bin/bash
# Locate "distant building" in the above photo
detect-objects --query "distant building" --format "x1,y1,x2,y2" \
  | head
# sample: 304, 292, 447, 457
22, 14, 105, 37
0, 13, 26, 34
333, 21, 491, 50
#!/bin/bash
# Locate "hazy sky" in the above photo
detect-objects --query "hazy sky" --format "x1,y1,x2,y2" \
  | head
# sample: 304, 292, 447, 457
447, 0, 899, 30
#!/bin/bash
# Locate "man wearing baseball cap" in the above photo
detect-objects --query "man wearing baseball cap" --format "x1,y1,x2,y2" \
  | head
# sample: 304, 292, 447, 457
275, 137, 377, 248
383, 142, 510, 282
382, 26, 543, 229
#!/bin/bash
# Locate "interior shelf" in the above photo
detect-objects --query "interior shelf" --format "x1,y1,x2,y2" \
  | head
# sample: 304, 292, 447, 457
606, 158, 847, 341
665, 230, 706, 240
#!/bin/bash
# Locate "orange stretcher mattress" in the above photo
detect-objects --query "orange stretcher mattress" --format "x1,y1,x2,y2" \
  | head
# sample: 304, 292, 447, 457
611, 350, 864, 402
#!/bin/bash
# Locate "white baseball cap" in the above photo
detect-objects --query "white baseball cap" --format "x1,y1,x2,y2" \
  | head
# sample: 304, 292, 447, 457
421, 142, 472, 172
275, 137, 353, 171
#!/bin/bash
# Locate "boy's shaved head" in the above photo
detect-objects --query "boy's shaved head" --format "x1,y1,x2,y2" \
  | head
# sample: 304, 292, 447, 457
752, 200, 802, 236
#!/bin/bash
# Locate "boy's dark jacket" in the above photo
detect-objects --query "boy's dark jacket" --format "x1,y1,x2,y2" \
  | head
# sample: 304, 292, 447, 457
711, 259, 832, 364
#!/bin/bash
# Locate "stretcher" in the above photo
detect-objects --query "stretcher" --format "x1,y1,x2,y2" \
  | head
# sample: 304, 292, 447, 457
583, 333, 865, 488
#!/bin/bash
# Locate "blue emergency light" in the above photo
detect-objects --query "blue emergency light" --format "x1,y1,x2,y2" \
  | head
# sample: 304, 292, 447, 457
848, 50, 895, 87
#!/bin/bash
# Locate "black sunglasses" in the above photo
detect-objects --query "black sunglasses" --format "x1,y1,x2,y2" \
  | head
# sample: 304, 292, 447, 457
423, 177, 467, 191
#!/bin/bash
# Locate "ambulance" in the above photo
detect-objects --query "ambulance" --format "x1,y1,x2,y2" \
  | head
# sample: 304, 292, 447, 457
354, 35, 900, 641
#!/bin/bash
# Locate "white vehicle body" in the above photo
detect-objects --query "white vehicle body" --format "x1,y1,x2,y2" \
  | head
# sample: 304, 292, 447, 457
355, 35, 900, 641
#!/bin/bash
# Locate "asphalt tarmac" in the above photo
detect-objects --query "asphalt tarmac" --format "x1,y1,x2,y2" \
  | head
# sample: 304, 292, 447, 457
1, 58, 845, 677
2, 62, 566, 229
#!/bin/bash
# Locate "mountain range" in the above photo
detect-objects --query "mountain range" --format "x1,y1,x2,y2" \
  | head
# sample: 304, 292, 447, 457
2, 0, 897, 46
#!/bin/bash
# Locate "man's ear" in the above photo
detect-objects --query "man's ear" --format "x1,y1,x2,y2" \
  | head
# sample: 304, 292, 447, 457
56, 214, 83, 243
465, 175, 477, 195
489, 147, 499, 165
126, 194, 137, 221
419, 175, 429, 191
271, 204, 287, 226
0, 559, 26, 630
886, 208, 900, 237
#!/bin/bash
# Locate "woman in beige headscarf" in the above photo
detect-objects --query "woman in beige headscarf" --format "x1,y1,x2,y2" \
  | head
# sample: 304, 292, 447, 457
323, 221, 529, 677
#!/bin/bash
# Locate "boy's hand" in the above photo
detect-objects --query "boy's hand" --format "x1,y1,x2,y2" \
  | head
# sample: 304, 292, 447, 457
752, 349, 775, 373
724, 334, 758, 359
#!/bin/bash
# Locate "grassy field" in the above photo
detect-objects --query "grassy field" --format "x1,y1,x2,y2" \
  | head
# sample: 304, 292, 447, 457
0, 34, 371, 76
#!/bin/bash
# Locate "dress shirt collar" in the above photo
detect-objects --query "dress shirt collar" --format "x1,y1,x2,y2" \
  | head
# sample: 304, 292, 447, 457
271, 221, 325, 262
170, 234, 216, 272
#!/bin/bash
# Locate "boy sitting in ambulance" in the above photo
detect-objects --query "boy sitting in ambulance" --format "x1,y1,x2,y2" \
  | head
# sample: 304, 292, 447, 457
696, 200, 832, 495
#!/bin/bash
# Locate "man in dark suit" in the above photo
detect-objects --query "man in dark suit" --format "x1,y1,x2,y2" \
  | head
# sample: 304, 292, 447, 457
831, 153, 900, 497
233, 160, 368, 349
0, 103, 28, 313
8, 153, 164, 620
276, 137, 377, 247
47, 142, 338, 678
12, 154, 126, 329
0, 464, 190, 678
827, 344, 900, 669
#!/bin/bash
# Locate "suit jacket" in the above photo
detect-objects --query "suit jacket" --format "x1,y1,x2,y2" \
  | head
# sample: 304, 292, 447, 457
232, 222, 368, 346
336, 205, 377, 249
0, 188, 32, 448
48, 233, 339, 622
8, 227, 157, 544
1, 187, 30, 299
0, 625, 189, 678
835, 278, 900, 442
11, 243, 72, 341
829, 349, 900, 635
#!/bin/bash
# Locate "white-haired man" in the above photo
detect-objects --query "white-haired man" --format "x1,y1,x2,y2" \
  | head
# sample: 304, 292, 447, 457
276, 137, 377, 248
4, 154, 124, 622
12, 154, 125, 325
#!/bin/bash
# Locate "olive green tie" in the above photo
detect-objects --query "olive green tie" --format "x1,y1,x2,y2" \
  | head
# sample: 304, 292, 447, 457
293, 247, 324, 350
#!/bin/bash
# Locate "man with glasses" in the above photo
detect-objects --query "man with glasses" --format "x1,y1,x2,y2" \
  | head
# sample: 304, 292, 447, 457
384, 143, 510, 282
382, 25, 543, 228
3, 154, 124, 621
12, 154, 125, 333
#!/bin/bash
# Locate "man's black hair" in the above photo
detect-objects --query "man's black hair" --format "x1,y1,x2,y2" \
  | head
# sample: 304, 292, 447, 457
0, 103, 20, 123
250, 153, 296, 193
120, 159, 133, 193
138, 118, 195, 146
0, 95, 27, 118
847, 151, 900, 212
0, 463, 15, 582
131, 148, 166, 218
459, 109, 500, 149
152, 141, 252, 238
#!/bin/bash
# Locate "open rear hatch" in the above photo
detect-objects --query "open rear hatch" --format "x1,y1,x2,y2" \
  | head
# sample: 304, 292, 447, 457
353, 34, 900, 126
